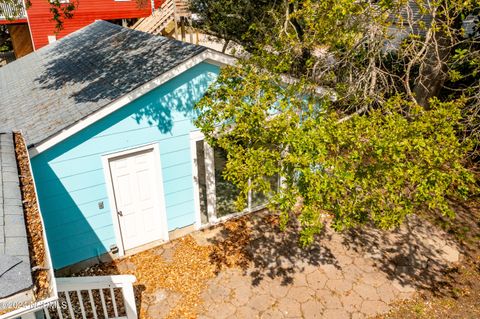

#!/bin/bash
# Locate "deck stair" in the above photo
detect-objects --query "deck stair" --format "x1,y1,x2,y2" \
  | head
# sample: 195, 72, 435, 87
132, 0, 190, 36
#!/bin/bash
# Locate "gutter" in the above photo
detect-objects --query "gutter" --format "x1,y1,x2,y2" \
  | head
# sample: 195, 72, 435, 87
19, 131, 58, 300
0, 132, 58, 319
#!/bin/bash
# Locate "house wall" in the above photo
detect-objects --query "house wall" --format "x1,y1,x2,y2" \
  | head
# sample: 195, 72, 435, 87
26, 0, 165, 49
30, 62, 220, 269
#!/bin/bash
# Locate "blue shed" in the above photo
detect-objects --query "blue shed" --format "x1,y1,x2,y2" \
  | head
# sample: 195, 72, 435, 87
0, 21, 238, 269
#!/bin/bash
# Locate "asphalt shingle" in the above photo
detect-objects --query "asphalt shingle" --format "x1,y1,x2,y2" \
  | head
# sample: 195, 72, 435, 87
0, 21, 207, 148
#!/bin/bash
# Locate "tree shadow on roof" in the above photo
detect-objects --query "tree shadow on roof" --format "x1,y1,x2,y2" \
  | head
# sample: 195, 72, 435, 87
33, 21, 205, 105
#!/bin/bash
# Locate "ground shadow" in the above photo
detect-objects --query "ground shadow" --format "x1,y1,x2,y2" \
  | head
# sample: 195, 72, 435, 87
430, 197, 480, 259
208, 210, 464, 296
207, 211, 340, 286
340, 215, 459, 296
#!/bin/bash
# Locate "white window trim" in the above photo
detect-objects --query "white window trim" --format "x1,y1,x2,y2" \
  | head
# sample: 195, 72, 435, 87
204, 140, 217, 223
190, 131, 204, 230
101, 142, 169, 257
190, 131, 273, 229
190, 130, 219, 229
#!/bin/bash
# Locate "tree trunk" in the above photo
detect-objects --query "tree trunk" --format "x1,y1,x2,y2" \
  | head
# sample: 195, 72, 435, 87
413, 31, 451, 108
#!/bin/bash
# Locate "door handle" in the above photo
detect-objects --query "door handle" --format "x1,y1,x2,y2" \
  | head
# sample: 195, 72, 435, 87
117, 210, 123, 216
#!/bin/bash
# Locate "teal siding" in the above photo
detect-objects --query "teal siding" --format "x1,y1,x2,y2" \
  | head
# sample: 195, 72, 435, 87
31, 62, 220, 269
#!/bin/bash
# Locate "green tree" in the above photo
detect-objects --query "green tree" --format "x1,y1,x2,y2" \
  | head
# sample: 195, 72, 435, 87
188, 0, 281, 52
0, 25, 12, 51
195, 0, 479, 244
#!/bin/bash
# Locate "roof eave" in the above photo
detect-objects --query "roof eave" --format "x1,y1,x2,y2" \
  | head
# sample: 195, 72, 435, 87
28, 49, 236, 157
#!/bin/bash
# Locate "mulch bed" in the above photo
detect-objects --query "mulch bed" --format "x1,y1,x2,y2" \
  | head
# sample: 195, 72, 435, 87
72, 216, 256, 319
74, 236, 216, 319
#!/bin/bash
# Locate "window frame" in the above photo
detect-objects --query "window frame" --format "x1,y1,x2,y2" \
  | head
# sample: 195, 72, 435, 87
190, 131, 277, 229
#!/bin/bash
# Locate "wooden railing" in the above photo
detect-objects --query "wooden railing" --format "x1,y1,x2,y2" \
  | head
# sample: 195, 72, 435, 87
132, 0, 176, 33
0, 0, 26, 20
175, 0, 190, 17
0, 275, 137, 319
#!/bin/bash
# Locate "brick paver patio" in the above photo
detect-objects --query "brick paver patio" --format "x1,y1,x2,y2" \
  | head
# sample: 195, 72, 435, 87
139, 213, 459, 318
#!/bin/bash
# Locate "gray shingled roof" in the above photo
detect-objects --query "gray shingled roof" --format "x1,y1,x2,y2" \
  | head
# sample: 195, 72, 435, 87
0, 21, 207, 147
0, 133, 33, 299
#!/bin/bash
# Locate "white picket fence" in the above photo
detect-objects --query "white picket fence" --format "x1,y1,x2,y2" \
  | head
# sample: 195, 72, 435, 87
0, 275, 137, 319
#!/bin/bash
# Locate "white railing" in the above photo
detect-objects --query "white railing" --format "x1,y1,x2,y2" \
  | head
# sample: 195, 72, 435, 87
0, 275, 137, 319
51, 275, 137, 319
0, 0, 26, 20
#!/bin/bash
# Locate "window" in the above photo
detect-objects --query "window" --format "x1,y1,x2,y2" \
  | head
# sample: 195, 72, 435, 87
193, 136, 279, 226
251, 174, 279, 210
213, 146, 241, 218
195, 140, 209, 224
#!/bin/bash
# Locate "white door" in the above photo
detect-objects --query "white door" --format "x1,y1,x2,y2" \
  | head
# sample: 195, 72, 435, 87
109, 148, 165, 250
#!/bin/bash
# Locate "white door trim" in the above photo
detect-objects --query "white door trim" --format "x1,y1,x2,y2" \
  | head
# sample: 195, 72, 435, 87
102, 143, 169, 257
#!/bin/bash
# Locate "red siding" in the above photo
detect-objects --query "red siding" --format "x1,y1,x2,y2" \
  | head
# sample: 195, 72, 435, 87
0, 19, 28, 25
153, 0, 163, 9
27, 0, 159, 49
